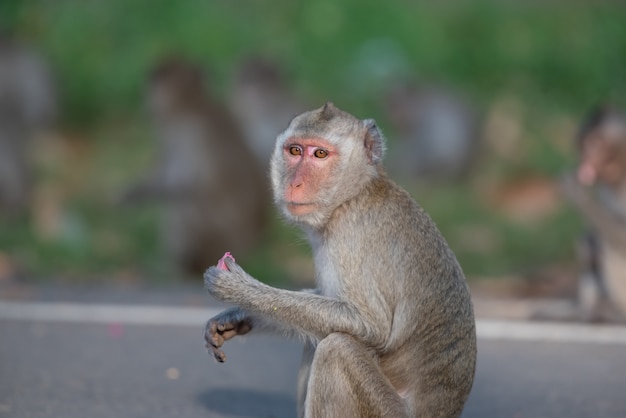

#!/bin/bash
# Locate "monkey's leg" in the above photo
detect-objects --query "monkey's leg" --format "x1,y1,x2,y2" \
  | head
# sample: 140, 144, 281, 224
296, 341, 315, 418
304, 333, 408, 418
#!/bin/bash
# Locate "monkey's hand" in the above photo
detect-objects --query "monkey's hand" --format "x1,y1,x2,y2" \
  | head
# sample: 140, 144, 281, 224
204, 307, 253, 362
204, 256, 259, 302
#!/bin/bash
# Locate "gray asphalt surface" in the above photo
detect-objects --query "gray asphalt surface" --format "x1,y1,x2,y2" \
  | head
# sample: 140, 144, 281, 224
1, 285, 626, 418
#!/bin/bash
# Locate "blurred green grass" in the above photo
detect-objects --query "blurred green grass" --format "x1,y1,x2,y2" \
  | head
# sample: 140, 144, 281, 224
1, 0, 625, 284
10, 0, 624, 123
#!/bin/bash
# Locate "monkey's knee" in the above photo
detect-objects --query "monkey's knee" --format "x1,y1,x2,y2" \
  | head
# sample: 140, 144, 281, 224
309, 333, 377, 394
314, 333, 365, 364
317, 332, 352, 349
309, 333, 368, 389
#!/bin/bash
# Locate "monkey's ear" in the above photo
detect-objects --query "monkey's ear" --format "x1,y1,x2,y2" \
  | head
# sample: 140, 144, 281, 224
363, 119, 386, 165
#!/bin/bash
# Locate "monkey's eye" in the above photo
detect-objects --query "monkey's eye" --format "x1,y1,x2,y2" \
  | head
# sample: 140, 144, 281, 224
288, 146, 302, 156
313, 149, 328, 159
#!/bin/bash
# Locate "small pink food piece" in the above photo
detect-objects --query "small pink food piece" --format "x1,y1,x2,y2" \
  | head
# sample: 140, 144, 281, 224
217, 252, 235, 271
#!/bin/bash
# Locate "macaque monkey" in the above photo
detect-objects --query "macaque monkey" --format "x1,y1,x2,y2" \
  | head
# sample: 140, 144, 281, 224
561, 105, 626, 322
204, 103, 476, 417
124, 56, 268, 275
229, 56, 309, 168
0, 34, 56, 217
385, 82, 481, 182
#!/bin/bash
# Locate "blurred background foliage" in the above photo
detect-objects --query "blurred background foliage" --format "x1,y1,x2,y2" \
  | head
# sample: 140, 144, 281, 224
1, 0, 625, 286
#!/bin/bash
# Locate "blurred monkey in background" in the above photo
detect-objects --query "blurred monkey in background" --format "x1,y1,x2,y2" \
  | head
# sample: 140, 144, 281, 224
0, 33, 57, 217
123, 56, 268, 275
229, 56, 309, 169
562, 105, 626, 322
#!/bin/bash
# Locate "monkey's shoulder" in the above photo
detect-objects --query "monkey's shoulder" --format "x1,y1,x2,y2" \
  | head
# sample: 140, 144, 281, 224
358, 177, 435, 227
322, 177, 443, 256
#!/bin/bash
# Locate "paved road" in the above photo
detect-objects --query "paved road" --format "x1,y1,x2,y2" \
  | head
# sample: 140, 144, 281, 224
1, 286, 626, 418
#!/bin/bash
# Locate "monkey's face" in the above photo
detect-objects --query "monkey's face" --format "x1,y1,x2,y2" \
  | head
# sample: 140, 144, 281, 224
578, 127, 626, 187
147, 58, 205, 119
270, 103, 386, 228
280, 137, 339, 217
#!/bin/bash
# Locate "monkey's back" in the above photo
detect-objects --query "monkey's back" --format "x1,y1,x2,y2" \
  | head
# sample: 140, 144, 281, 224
320, 175, 476, 417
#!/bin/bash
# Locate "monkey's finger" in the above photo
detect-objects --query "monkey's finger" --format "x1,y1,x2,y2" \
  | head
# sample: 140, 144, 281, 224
210, 331, 225, 348
204, 319, 215, 334
205, 322, 226, 348
221, 328, 239, 341
217, 252, 235, 271
205, 340, 226, 362
223, 256, 240, 273
204, 320, 218, 341
217, 322, 233, 332
211, 345, 227, 363
205, 332, 225, 356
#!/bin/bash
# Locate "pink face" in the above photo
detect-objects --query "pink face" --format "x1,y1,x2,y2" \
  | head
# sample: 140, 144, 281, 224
578, 134, 626, 186
282, 137, 338, 216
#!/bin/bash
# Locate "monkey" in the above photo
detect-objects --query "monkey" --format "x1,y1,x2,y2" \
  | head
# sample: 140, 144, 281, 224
203, 102, 477, 417
123, 55, 268, 275
384, 81, 482, 183
229, 56, 309, 169
560, 105, 626, 322
0, 33, 56, 217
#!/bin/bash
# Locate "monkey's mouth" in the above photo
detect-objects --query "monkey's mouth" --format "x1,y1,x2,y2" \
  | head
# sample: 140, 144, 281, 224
285, 201, 317, 216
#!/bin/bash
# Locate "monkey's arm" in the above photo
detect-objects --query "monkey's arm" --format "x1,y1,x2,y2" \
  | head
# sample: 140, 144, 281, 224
561, 173, 626, 253
204, 259, 377, 345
